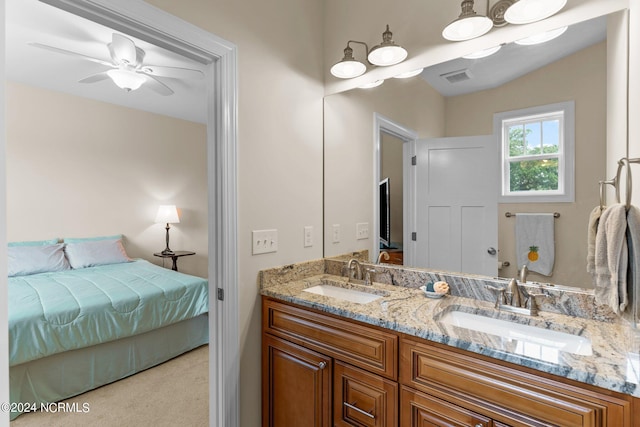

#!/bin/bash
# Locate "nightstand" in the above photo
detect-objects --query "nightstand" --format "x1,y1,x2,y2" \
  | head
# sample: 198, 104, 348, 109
153, 251, 195, 272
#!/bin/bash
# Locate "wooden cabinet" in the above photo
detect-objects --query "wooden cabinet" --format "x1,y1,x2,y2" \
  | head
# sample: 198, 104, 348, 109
262, 334, 331, 427
262, 298, 398, 427
262, 297, 637, 427
335, 361, 398, 427
401, 386, 492, 427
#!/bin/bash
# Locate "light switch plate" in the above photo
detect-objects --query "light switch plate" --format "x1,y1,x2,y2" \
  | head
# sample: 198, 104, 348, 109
304, 226, 313, 247
332, 224, 341, 243
356, 222, 369, 240
252, 229, 278, 254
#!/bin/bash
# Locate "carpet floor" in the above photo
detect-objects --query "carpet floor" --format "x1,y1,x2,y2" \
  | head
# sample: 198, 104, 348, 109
10, 345, 209, 427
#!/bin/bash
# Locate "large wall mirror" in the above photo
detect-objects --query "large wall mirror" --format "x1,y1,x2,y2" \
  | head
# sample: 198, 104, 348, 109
324, 11, 625, 289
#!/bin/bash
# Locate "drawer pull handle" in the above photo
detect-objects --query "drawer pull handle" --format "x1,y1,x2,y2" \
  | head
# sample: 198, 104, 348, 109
343, 401, 375, 419
475, 424, 484, 427
318, 361, 327, 369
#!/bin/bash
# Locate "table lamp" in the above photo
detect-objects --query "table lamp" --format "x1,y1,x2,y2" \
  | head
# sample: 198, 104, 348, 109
155, 205, 180, 255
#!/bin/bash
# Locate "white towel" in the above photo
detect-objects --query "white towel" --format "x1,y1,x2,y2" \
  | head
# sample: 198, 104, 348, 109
586, 206, 602, 277
594, 204, 628, 314
515, 213, 555, 276
624, 206, 640, 323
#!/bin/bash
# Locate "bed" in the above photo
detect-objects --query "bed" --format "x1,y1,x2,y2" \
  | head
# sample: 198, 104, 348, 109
7, 240, 209, 420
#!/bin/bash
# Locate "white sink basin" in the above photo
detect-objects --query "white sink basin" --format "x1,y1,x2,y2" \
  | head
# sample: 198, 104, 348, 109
439, 310, 592, 357
303, 283, 385, 304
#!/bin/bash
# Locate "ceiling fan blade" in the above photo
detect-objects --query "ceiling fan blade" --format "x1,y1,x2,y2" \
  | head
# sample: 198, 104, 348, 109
78, 71, 111, 84
144, 75, 174, 96
140, 64, 204, 80
110, 33, 137, 65
29, 42, 113, 67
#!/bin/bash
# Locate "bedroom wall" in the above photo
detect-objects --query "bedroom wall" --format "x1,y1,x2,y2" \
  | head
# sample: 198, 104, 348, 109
5, 82, 208, 278
444, 42, 606, 287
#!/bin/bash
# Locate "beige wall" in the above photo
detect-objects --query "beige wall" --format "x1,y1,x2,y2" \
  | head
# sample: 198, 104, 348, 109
445, 42, 606, 287
323, 78, 445, 257
6, 82, 208, 278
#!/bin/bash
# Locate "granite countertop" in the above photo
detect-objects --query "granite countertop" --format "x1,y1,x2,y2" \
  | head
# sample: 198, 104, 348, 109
261, 273, 640, 398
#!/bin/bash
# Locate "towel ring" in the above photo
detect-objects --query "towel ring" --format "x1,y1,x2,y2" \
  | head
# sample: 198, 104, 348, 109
615, 157, 640, 210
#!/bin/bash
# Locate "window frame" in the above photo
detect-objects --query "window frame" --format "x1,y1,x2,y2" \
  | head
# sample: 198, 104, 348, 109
494, 101, 575, 203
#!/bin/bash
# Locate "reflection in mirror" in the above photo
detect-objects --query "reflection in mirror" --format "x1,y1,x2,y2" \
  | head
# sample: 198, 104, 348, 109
324, 15, 610, 288
5, 0, 209, 423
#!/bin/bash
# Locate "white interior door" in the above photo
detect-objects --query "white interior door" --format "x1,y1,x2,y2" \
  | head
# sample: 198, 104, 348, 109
414, 135, 498, 276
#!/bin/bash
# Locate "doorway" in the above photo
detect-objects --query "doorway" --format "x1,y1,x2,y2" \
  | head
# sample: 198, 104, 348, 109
0, 1, 239, 426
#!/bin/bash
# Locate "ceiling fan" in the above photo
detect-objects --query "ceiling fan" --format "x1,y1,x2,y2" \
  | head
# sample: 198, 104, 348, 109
30, 33, 204, 96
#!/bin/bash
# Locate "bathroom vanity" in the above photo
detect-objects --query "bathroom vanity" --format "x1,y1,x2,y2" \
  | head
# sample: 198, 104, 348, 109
260, 259, 640, 427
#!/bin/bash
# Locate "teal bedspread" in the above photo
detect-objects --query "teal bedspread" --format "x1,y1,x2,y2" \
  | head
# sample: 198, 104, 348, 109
8, 259, 208, 366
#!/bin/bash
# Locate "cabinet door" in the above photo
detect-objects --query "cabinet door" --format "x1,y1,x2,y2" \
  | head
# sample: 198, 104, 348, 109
334, 361, 398, 427
263, 334, 332, 427
401, 386, 492, 427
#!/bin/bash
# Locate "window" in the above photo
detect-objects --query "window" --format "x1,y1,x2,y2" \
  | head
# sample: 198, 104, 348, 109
494, 101, 575, 203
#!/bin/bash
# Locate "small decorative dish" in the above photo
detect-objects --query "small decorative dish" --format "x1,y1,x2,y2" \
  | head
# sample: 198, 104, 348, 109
419, 285, 447, 299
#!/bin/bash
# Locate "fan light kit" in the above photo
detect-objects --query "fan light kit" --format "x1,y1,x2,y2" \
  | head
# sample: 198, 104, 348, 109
443, 0, 567, 42
330, 25, 408, 80
30, 33, 204, 95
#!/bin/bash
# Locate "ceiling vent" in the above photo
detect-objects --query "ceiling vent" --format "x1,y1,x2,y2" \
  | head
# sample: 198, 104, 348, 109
440, 69, 473, 84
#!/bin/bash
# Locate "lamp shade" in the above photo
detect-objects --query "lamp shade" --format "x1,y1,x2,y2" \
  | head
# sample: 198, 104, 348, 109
107, 68, 146, 91
155, 205, 180, 224
442, 0, 493, 41
504, 0, 567, 25
514, 26, 567, 45
367, 25, 408, 66
330, 44, 367, 79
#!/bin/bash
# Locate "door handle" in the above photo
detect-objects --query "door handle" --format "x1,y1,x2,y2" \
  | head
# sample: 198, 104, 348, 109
487, 247, 497, 255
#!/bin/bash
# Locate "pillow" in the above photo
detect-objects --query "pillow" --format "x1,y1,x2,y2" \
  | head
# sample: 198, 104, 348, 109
64, 234, 123, 243
8, 243, 70, 277
64, 239, 131, 269
8, 238, 59, 247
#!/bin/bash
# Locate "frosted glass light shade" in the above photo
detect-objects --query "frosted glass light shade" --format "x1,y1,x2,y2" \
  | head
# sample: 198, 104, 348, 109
368, 45, 408, 66
330, 59, 367, 79
155, 205, 180, 224
107, 68, 146, 91
504, 0, 567, 25
393, 68, 424, 79
358, 80, 384, 89
442, 15, 493, 41
514, 26, 567, 45
462, 45, 502, 59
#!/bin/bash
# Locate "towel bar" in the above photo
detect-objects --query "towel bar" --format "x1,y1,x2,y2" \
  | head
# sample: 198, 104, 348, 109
505, 212, 560, 218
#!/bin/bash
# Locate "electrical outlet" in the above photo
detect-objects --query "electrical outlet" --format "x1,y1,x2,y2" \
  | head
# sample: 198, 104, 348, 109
356, 222, 369, 240
304, 226, 313, 247
332, 224, 341, 243
252, 229, 278, 254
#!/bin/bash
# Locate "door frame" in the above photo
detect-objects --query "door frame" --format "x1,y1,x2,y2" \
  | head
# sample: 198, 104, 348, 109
373, 113, 418, 265
0, 1, 239, 426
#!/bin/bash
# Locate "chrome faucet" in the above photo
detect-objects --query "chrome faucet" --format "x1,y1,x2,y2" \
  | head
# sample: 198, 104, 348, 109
519, 265, 528, 283
347, 259, 363, 282
487, 278, 551, 316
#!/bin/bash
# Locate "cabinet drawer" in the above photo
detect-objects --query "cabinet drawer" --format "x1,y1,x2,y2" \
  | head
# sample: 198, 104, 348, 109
334, 361, 398, 427
263, 298, 398, 379
401, 338, 631, 427
400, 386, 492, 427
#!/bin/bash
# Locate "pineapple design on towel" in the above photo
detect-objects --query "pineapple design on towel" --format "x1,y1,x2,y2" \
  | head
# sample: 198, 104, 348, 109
528, 246, 539, 262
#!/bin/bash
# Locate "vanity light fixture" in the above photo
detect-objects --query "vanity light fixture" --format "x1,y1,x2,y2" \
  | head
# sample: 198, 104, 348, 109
442, 0, 494, 41
359, 80, 384, 89
330, 25, 408, 79
462, 45, 502, 59
393, 68, 424, 79
514, 26, 567, 45
504, 0, 567, 25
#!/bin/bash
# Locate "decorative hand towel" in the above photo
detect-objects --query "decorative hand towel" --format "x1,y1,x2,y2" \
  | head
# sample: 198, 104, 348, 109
594, 204, 628, 314
515, 213, 555, 276
586, 206, 602, 277
624, 205, 640, 322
